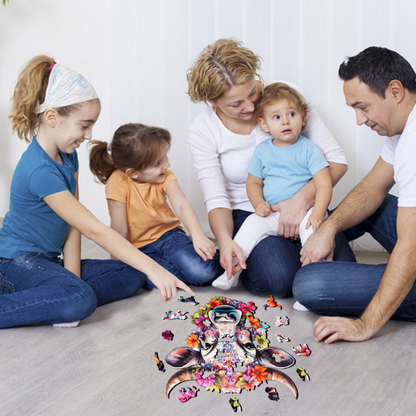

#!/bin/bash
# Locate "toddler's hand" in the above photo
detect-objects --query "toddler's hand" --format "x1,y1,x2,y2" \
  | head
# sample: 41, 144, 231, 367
306, 214, 324, 232
255, 201, 271, 217
193, 235, 216, 261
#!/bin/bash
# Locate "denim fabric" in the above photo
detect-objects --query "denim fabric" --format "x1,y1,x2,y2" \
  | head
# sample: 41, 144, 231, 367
293, 194, 416, 321
342, 193, 398, 252
139, 228, 223, 289
0, 253, 146, 329
233, 209, 356, 297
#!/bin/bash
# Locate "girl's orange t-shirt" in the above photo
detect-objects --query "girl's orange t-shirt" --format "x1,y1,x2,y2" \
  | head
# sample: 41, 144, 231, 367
105, 169, 182, 248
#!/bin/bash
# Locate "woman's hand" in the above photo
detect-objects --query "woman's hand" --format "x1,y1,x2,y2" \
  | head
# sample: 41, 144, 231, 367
192, 234, 216, 261
219, 238, 247, 280
271, 194, 309, 240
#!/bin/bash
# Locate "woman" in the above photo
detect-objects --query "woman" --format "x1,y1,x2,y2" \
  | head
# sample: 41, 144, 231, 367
187, 38, 355, 297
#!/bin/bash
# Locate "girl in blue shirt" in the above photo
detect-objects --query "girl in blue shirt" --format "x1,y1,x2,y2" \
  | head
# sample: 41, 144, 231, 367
0, 55, 193, 329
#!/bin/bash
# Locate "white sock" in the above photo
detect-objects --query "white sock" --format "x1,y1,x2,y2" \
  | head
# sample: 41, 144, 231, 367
212, 270, 241, 290
53, 320, 80, 328
293, 301, 309, 312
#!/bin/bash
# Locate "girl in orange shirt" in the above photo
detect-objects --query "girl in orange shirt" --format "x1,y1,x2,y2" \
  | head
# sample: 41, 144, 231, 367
89, 123, 222, 287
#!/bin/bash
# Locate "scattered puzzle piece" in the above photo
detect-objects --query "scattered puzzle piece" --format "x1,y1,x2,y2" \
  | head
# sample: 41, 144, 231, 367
178, 295, 199, 306
229, 397, 242, 412
265, 386, 280, 401
264, 295, 282, 311
275, 334, 290, 343
292, 344, 311, 356
275, 316, 290, 327
162, 330, 174, 341
163, 310, 188, 320
297, 367, 310, 381
178, 386, 199, 402
153, 352, 165, 372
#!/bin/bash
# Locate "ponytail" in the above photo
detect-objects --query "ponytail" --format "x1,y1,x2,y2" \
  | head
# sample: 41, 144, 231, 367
9, 55, 56, 143
89, 141, 116, 184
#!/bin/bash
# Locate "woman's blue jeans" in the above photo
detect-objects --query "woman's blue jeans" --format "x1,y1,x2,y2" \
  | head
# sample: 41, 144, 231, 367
140, 228, 222, 289
233, 209, 356, 298
293, 194, 416, 321
0, 253, 146, 328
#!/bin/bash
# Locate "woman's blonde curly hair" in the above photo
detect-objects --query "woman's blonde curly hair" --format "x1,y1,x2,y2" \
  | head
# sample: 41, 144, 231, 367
187, 38, 263, 103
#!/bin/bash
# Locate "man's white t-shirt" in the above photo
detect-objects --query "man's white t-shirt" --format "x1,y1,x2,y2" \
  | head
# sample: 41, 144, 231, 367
381, 104, 416, 207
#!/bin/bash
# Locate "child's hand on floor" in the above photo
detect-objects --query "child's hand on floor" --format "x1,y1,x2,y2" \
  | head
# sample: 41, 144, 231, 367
149, 267, 195, 301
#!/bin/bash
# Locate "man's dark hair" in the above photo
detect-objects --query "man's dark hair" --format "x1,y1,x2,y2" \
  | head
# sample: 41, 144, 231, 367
338, 46, 416, 98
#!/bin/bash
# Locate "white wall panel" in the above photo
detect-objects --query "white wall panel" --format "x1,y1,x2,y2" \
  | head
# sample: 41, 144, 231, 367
110, 0, 140, 129
215, 0, 243, 40
242, 0, 272, 70
269, 0, 301, 83
360, 0, 392, 49
160, 0, 192, 197
325, 0, 360, 206
298, 0, 331, 120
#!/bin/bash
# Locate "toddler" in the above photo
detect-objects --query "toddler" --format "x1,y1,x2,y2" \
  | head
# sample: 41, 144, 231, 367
212, 82, 332, 290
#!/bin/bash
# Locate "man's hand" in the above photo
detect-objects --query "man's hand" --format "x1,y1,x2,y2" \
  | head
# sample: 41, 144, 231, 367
300, 224, 336, 265
313, 316, 371, 343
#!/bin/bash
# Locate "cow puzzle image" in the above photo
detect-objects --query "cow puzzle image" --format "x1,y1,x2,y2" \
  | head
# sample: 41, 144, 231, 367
164, 296, 299, 402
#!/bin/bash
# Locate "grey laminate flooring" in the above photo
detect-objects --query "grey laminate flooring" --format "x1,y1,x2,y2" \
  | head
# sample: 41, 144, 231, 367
1, 240, 413, 416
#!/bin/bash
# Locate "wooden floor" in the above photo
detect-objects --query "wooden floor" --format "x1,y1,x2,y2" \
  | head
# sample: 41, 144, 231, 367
1, 241, 414, 416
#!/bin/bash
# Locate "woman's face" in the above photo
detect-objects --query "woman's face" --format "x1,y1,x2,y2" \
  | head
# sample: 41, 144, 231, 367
213, 79, 258, 121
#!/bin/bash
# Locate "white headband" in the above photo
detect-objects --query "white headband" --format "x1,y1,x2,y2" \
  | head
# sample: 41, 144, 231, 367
37, 64, 98, 114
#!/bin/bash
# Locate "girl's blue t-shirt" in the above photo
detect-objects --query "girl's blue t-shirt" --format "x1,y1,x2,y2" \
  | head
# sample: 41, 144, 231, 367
0, 136, 78, 258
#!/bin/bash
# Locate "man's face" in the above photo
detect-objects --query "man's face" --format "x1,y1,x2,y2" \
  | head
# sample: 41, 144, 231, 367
343, 77, 399, 137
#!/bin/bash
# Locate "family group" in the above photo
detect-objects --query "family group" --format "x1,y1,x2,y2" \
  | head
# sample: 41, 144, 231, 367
1, 39, 415, 343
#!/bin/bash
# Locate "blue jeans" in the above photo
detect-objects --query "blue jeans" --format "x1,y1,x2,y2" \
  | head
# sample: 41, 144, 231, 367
0, 253, 146, 329
293, 194, 416, 321
139, 228, 223, 289
233, 210, 356, 297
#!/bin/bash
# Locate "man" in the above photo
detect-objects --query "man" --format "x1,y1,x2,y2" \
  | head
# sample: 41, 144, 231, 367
293, 46, 416, 343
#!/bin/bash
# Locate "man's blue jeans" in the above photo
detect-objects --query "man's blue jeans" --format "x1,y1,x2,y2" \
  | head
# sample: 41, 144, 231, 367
140, 228, 223, 289
0, 253, 146, 328
233, 209, 357, 298
293, 194, 416, 321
